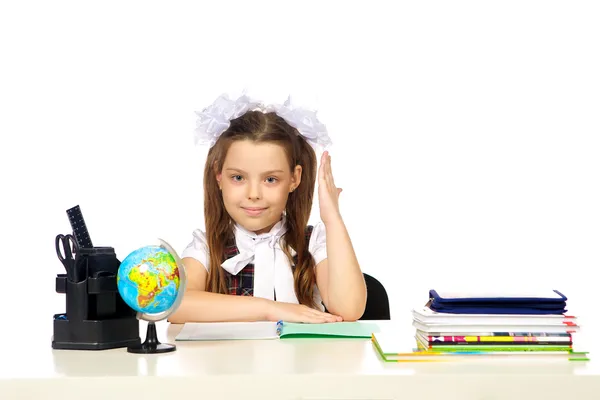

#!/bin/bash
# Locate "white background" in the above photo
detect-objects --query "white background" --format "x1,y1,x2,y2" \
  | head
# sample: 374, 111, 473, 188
1, 1, 599, 339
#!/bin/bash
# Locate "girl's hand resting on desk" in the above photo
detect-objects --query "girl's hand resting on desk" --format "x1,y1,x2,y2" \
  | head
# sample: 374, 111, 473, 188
268, 302, 343, 323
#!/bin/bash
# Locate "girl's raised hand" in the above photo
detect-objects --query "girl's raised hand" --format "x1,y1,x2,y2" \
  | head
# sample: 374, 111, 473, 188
317, 151, 343, 225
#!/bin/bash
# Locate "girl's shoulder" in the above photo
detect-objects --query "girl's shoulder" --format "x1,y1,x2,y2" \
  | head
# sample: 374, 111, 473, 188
181, 228, 209, 269
306, 221, 327, 265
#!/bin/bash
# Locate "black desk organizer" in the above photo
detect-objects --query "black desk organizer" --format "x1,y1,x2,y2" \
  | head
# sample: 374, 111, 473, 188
52, 246, 141, 350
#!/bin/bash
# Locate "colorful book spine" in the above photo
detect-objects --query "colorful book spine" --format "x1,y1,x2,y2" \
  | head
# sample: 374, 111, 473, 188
426, 335, 572, 343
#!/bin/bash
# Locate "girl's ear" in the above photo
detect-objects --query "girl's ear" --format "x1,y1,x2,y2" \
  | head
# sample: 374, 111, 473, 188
290, 165, 302, 192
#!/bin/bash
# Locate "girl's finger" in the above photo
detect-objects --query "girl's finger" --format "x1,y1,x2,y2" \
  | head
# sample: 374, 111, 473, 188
309, 314, 329, 323
330, 157, 337, 187
325, 156, 334, 186
318, 154, 325, 182
309, 309, 335, 321
310, 309, 329, 317
318, 311, 338, 322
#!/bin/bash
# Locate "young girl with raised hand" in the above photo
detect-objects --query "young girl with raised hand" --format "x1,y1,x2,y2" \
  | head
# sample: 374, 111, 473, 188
170, 93, 366, 324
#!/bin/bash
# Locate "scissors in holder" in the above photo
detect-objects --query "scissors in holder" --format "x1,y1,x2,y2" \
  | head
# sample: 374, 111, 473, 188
55, 234, 81, 282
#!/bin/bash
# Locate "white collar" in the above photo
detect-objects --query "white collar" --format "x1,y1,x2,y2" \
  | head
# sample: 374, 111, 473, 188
220, 215, 299, 304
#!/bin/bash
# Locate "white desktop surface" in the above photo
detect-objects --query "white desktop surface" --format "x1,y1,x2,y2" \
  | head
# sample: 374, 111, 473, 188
2, 320, 599, 400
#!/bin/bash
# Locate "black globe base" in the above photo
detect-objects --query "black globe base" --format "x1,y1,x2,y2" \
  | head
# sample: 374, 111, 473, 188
127, 321, 176, 354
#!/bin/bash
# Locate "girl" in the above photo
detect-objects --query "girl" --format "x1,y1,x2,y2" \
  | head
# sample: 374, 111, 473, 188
169, 94, 366, 324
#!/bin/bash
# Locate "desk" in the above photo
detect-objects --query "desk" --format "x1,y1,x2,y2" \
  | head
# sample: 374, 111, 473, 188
2, 320, 600, 400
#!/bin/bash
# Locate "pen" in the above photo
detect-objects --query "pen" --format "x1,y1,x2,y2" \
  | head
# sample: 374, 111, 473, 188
276, 320, 283, 336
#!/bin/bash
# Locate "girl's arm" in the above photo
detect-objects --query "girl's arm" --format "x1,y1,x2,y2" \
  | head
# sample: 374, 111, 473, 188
168, 257, 342, 324
168, 258, 269, 323
314, 151, 367, 321
315, 216, 367, 321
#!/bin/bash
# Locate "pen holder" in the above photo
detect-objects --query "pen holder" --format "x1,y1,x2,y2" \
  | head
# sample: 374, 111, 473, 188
52, 246, 141, 350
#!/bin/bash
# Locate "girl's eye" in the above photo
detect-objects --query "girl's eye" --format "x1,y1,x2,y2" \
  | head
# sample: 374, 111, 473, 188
231, 175, 243, 182
266, 177, 278, 184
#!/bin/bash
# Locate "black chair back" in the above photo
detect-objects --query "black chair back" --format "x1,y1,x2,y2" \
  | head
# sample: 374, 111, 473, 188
360, 273, 390, 320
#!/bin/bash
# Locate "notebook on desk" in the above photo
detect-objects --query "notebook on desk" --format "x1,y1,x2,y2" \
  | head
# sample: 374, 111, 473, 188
371, 332, 480, 362
175, 321, 380, 341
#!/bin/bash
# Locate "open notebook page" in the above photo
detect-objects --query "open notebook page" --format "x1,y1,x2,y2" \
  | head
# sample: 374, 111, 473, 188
281, 321, 379, 338
175, 321, 380, 341
175, 321, 280, 341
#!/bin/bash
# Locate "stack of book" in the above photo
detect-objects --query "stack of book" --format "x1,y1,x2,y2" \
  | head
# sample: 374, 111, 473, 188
372, 289, 589, 362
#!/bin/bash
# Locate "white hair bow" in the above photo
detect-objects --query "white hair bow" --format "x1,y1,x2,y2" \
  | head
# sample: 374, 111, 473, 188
193, 93, 332, 150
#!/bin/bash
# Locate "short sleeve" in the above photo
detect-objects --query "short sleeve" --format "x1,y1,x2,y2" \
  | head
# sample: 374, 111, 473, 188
181, 229, 210, 272
308, 221, 327, 265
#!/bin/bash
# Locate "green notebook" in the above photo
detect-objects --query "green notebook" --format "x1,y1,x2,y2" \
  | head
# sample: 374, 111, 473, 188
280, 321, 379, 339
175, 321, 380, 341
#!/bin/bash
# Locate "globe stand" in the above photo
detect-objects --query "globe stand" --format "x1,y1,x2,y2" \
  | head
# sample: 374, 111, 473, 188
127, 322, 175, 354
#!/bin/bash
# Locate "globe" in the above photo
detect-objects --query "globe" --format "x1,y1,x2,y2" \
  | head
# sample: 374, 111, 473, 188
118, 245, 180, 314
117, 238, 186, 354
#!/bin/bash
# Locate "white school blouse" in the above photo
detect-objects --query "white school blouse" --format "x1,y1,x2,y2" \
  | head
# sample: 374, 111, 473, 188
181, 216, 328, 311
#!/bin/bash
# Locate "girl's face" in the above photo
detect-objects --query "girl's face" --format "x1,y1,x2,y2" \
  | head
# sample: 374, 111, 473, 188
217, 140, 301, 234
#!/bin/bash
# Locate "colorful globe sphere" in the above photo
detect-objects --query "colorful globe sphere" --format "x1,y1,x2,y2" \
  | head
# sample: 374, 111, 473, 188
117, 245, 181, 315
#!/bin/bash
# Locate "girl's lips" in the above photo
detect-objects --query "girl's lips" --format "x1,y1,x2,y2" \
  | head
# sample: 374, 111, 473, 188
242, 207, 267, 216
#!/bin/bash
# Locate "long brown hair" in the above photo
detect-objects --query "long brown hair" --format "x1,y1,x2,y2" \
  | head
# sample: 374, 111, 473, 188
203, 111, 319, 308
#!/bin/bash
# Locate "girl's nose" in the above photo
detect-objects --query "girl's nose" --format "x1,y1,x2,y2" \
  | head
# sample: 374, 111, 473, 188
247, 182, 261, 200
